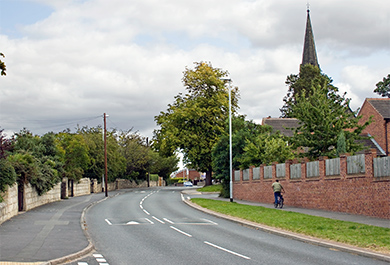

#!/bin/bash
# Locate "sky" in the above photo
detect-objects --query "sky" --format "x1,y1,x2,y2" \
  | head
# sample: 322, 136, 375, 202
0, 0, 389, 140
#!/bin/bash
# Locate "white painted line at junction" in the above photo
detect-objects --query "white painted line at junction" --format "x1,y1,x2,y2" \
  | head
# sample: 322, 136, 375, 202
204, 241, 251, 260
77, 262, 88, 265
181, 194, 185, 201
93, 254, 103, 258
163, 218, 174, 224
152, 216, 165, 224
187, 196, 191, 200
203, 219, 218, 225
170, 226, 192, 237
145, 218, 154, 224
126, 221, 140, 225
105, 219, 112, 225
143, 209, 150, 215
96, 258, 106, 262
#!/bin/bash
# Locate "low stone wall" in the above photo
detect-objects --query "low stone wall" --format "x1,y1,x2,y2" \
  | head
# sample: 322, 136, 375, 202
73, 178, 91, 197
0, 177, 166, 224
24, 182, 61, 211
0, 184, 18, 224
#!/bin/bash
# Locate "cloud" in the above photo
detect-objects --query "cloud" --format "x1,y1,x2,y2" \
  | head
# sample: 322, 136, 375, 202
0, 0, 389, 138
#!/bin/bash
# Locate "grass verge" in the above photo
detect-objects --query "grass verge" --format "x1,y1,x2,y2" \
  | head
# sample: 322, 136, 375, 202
191, 198, 390, 254
196, 184, 222, 193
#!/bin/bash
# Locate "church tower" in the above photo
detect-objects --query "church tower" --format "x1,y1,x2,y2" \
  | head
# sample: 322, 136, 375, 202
301, 7, 320, 69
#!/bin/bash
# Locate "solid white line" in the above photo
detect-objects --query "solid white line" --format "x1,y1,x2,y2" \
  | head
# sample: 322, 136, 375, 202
145, 218, 154, 224
163, 218, 174, 224
204, 241, 251, 260
104, 219, 112, 225
181, 194, 184, 201
143, 209, 150, 215
202, 219, 218, 225
152, 216, 165, 224
170, 226, 192, 237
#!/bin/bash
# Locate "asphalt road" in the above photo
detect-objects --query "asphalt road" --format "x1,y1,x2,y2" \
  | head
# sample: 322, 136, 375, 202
70, 187, 388, 265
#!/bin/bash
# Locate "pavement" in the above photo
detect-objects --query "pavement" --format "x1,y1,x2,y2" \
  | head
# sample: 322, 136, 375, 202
0, 187, 389, 265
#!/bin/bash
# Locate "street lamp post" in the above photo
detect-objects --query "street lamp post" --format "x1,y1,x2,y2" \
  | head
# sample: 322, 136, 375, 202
222, 78, 233, 203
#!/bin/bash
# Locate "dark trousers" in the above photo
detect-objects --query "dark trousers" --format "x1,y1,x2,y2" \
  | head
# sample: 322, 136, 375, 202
274, 192, 281, 204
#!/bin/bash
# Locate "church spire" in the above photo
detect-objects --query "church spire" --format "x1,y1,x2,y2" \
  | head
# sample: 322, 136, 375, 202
301, 7, 320, 69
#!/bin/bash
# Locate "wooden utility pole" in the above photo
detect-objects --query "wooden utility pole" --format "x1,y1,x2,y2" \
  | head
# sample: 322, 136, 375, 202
104, 113, 108, 197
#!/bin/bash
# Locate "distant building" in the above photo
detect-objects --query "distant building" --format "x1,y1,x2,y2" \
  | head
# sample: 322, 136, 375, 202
357, 98, 390, 156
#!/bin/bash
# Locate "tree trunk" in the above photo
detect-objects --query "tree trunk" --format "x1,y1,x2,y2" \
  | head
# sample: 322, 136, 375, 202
205, 170, 213, 186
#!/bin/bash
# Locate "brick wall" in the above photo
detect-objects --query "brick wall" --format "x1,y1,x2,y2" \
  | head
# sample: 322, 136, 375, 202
233, 150, 390, 219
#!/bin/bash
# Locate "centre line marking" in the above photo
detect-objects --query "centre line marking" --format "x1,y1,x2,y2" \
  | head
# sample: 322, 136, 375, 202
170, 226, 192, 237
145, 218, 154, 224
152, 216, 165, 224
105, 219, 112, 226
204, 241, 251, 260
163, 218, 174, 224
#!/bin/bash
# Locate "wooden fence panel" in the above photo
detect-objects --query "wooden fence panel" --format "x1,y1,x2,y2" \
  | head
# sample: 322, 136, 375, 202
326, 158, 340, 176
264, 166, 272, 179
276, 164, 285, 178
306, 161, 319, 178
234, 170, 241, 181
347, 154, 365, 174
290, 164, 301, 179
253, 167, 260, 180
243, 169, 249, 181
374, 156, 390, 177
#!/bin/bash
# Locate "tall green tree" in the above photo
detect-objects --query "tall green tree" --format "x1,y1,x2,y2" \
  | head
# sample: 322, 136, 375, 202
118, 130, 150, 181
211, 116, 263, 197
9, 130, 62, 195
0, 129, 16, 201
240, 132, 296, 168
154, 62, 239, 186
0, 53, 6, 76
374, 74, 390, 98
290, 82, 370, 159
280, 64, 338, 118
56, 132, 89, 181
148, 149, 179, 181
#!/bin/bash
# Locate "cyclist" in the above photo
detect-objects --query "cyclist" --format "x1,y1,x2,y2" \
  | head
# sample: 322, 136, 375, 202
272, 179, 285, 206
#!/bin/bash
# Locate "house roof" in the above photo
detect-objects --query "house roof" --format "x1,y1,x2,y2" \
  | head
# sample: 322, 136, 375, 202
262, 117, 300, 137
301, 9, 320, 69
366, 98, 390, 119
357, 133, 387, 156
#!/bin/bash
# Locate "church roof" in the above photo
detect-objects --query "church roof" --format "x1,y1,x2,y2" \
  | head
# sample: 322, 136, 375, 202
301, 9, 320, 69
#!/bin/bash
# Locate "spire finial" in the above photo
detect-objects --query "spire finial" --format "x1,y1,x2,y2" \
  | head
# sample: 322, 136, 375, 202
307, 2, 310, 12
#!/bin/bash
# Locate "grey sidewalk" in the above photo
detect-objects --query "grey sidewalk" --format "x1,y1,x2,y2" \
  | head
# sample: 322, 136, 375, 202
0, 191, 123, 265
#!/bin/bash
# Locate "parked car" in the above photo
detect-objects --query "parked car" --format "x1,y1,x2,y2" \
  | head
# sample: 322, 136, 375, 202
183, 181, 193, 187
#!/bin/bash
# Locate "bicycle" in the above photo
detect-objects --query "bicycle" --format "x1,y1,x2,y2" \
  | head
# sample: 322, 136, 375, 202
274, 193, 284, 209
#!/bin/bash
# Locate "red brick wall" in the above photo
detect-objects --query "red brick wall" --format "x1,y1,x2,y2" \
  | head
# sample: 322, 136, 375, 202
358, 99, 389, 155
233, 150, 390, 219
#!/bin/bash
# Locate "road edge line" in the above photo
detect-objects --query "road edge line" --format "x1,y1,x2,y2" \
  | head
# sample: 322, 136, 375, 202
182, 198, 390, 263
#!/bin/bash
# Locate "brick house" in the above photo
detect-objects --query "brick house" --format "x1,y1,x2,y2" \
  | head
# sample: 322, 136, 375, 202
357, 98, 390, 156
172, 169, 204, 182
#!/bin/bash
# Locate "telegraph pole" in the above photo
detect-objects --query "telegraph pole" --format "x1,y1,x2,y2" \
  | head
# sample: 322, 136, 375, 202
104, 113, 108, 197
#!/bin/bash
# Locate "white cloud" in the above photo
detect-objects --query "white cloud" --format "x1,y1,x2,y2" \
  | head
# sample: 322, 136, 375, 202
0, 0, 389, 138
